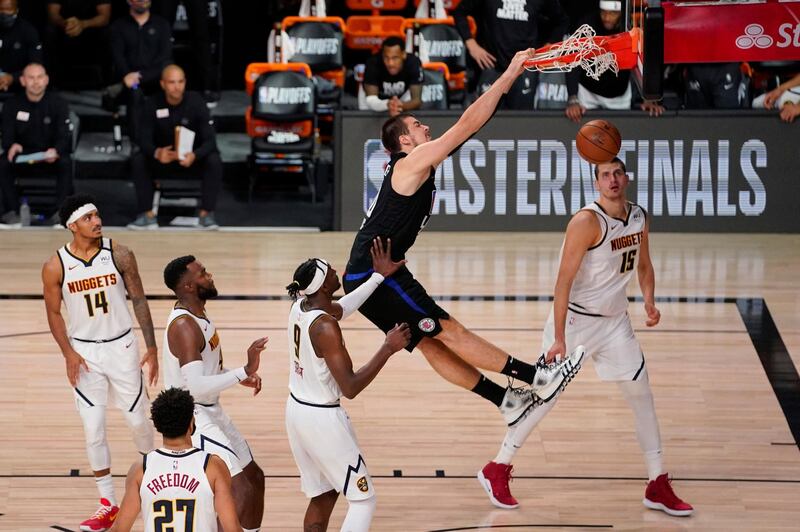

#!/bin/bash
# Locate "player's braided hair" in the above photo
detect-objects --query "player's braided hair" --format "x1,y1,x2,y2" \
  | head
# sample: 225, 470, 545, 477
286, 259, 318, 300
163, 255, 196, 291
150, 388, 195, 438
59, 193, 97, 227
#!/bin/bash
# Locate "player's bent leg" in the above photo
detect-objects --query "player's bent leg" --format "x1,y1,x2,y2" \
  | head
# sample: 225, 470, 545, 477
417, 337, 483, 389
240, 460, 265, 530
340, 495, 377, 532
436, 317, 509, 372
305, 489, 338, 532
121, 398, 154, 454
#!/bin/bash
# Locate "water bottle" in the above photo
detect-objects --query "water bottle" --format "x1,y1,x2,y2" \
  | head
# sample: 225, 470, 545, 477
113, 114, 123, 152
20, 197, 31, 227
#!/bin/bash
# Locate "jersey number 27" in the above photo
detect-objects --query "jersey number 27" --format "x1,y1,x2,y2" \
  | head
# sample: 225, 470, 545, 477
153, 499, 195, 532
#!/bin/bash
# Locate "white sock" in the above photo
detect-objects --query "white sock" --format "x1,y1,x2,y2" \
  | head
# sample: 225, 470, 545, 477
340, 496, 376, 532
95, 473, 116, 506
617, 373, 663, 481
493, 398, 558, 464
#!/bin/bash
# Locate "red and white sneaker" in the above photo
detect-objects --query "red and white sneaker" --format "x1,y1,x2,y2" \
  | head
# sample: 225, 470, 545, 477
477, 461, 519, 509
643, 473, 694, 517
80, 498, 119, 531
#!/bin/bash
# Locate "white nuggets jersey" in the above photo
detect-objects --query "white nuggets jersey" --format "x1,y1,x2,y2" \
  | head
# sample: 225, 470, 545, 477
163, 307, 223, 405
140, 448, 216, 532
57, 238, 132, 341
288, 299, 342, 405
568, 202, 647, 316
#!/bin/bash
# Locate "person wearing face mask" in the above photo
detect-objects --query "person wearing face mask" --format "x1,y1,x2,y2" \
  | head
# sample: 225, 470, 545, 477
0, 0, 43, 96
106, 0, 172, 142
44, 0, 111, 88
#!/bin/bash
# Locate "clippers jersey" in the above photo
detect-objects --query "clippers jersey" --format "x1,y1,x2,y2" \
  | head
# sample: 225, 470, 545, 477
140, 448, 216, 532
163, 306, 223, 405
57, 238, 132, 341
567, 202, 647, 317
288, 299, 341, 405
347, 152, 437, 272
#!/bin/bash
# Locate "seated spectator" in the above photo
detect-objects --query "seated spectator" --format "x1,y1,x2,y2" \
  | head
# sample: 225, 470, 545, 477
106, 0, 172, 141
359, 36, 423, 116
0, 0, 43, 96
154, 0, 218, 106
44, 0, 111, 87
565, 1, 663, 122
453, 0, 568, 110
684, 62, 748, 110
0, 63, 71, 227
127, 65, 222, 230
752, 72, 800, 123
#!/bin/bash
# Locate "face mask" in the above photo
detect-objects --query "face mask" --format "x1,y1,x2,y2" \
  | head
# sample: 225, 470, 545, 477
128, 1, 150, 14
0, 13, 17, 30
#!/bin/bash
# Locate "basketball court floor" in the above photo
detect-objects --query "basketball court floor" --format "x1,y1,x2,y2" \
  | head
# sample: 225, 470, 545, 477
1, 230, 798, 531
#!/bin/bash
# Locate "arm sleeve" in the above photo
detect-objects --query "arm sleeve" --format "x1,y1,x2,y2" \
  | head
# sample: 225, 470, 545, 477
180, 361, 248, 398
53, 97, 70, 155
109, 21, 131, 80
191, 95, 217, 159
452, 0, 477, 41
365, 94, 389, 111
336, 272, 384, 320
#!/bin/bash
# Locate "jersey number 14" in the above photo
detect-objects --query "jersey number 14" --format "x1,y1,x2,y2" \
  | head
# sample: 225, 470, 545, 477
83, 291, 109, 317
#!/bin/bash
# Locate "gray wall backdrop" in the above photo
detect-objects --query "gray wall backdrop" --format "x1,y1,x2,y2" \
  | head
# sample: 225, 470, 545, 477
335, 110, 799, 233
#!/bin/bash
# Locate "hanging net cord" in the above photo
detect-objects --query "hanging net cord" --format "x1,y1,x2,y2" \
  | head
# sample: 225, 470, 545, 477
523, 24, 622, 80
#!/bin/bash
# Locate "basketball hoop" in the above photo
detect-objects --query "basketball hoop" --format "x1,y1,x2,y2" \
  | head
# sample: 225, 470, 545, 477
522, 24, 640, 80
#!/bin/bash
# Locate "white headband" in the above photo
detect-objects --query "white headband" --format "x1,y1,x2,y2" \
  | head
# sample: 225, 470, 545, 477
66, 203, 98, 225
599, 1, 621, 11
302, 259, 329, 295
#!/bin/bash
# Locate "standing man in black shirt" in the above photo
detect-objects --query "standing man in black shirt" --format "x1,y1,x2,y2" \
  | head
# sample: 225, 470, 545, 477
564, 1, 663, 122
0, 63, 71, 227
107, 0, 172, 141
343, 49, 584, 485
128, 64, 222, 230
0, 0, 43, 96
453, 0, 569, 109
360, 36, 424, 116
44, 0, 111, 87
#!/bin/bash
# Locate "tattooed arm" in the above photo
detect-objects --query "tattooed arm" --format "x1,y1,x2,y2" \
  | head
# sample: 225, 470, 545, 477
113, 242, 159, 385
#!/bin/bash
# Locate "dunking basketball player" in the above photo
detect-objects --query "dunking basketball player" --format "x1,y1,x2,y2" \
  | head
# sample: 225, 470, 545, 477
343, 48, 584, 499
479, 158, 693, 515
42, 194, 158, 532
285, 238, 409, 531
113, 388, 241, 532
161, 256, 267, 532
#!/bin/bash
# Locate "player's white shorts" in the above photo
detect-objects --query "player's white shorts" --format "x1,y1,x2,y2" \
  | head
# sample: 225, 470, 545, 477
285, 395, 374, 501
193, 403, 253, 477
542, 308, 646, 381
72, 330, 147, 411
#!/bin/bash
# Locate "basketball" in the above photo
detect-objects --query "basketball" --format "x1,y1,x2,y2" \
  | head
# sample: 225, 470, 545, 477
575, 120, 622, 164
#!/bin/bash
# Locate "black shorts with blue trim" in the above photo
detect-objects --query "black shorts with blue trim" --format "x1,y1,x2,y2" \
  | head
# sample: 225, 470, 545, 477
343, 265, 449, 351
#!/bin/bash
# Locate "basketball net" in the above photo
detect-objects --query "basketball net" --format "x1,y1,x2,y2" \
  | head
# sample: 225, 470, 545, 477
523, 24, 637, 80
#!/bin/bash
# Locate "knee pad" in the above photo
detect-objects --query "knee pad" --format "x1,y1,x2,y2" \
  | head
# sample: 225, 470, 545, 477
341, 496, 376, 532
78, 405, 111, 471
123, 400, 154, 454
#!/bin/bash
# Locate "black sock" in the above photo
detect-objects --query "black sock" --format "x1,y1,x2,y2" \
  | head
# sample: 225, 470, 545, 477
500, 356, 536, 385
471, 375, 506, 407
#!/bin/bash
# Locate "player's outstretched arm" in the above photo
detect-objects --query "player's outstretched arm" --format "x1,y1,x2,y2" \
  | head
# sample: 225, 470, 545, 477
207, 455, 242, 532
637, 218, 660, 327
396, 49, 534, 181
42, 255, 88, 386
109, 461, 143, 532
333, 238, 406, 320
546, 211, 601, 363
113, 243, 159, 385
311, 317, 410, 399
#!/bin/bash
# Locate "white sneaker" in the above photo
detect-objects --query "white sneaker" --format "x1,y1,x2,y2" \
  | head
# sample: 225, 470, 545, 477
531, 345, 585, 403
499, 385, 534, 426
